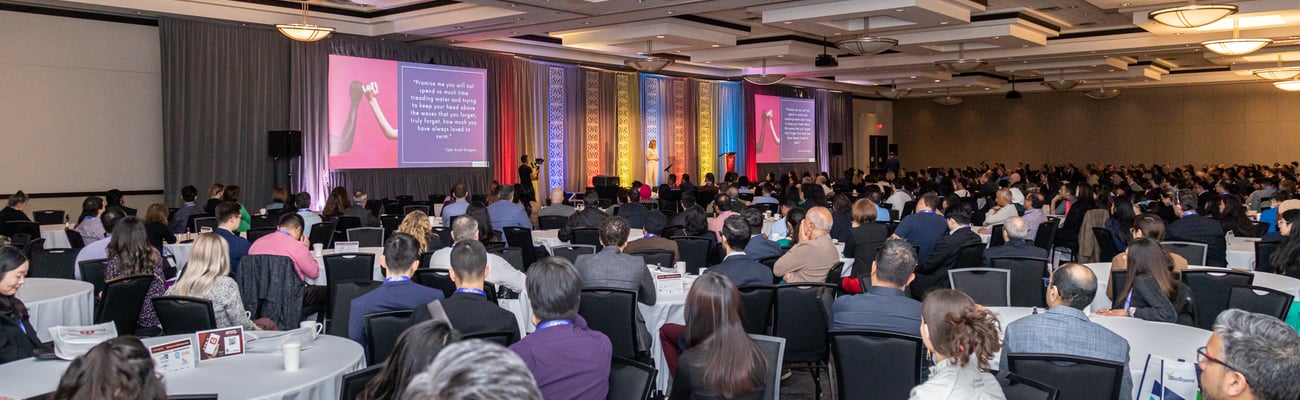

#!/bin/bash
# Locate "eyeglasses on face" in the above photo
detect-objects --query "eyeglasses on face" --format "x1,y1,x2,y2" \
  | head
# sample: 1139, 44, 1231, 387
1197, 346, 1251, 386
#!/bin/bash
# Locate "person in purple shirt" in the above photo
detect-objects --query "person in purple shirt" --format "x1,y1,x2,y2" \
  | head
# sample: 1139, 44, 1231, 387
509, 257, 611, 400
348, 232, 443, 349
486, 185, 530, 233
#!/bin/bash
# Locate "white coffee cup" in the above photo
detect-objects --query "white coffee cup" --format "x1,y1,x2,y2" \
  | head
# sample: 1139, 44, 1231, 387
282, 341, 301, 372
312, 243, 323, 257
674, 261, 686, 273
300, 321, 323, 339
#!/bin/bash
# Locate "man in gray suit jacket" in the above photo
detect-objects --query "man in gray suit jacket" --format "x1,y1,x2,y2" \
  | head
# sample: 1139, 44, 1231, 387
343, 190, 380, 227
574, 216, 657, 353
999, 263, 1132, 399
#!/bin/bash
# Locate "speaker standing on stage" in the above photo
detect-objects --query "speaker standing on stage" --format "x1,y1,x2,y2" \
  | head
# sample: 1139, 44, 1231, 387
646, 140, 660, 186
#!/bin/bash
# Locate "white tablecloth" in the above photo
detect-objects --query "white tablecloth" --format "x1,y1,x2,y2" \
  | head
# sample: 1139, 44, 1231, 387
15, 278, 93, 342
989, 306, 1211, 398
640, 274, 696, 392
309, 247, 386, 286
1083, 263, 1300, 310
39, 225, 71, 249
531, 228, 644, 251
1226, 236, 1257, 270
0, 333, 365, 400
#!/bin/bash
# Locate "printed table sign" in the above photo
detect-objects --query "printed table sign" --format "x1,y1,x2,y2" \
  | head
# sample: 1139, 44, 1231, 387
150, 337, 195, 375
196, 326, 245, 362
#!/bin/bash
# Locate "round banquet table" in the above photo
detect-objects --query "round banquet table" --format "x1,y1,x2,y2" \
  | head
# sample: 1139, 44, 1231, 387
39, 225, 71, 250
1225, 236, 1257, 270
530, 228, 644, 252
640, 273, 696, 392
1082, 263, 1300, 310
0, 333, 365, 400
988, 306, 1211, 398
15, 278, 94, 342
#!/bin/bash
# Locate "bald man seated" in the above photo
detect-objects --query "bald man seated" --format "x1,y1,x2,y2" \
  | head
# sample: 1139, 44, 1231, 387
538, 188, 576, 218
774, 206, 842, 283
984, 188, 1018, 226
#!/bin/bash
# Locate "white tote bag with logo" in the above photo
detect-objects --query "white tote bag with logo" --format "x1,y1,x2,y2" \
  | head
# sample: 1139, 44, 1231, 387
1135, 354, 1199, 400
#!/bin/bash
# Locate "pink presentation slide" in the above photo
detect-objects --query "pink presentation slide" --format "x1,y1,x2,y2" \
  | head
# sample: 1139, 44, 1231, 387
754, 94, 782, 163
328, 55, 399, 169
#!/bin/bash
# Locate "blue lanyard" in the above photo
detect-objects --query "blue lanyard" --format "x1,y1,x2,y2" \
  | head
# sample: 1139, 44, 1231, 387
276, 229, 294, 238
918, 209, 935, 214
385, 276, 411, 283
643, 233, 656, 239
455, 287, 487, 297
1124, 291, 1133, 310
184, 203, 195, 208
299, 208, 311, 212
537, 319, 573, 330
16, 320, 26, 335
1182, 211, 1198, 217
84, 216, 98, 221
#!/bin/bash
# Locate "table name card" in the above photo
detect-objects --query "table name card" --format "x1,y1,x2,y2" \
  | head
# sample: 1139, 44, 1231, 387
335, 241, 361, 253
150, 337, 196, 375
653, 271, 685, 294
196, 326, 245, 362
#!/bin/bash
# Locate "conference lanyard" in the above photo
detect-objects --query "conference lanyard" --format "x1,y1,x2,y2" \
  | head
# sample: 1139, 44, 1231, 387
537, 319, 573, 330
384, 276, 411, 284
1182, 211, 1198, 217
643, 233, 656, 239
1124, 291, 1133, 310
276, 229, 294, 238
455, 288, 487, 297
918, 209, 936, 214
16, 320, 26, 335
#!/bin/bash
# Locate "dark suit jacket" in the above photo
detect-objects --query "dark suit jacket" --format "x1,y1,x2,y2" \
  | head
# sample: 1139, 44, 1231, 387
1114, 275, 1178, 324
409, 291, 519, 343
0, 207, 29, 225
623, 236, 680, 264
1166, 214, 1227, 266
913, 227, 983, 298
744, 235, 782, 261
982, 240, 1049, 268
843, 223, 888, 279
559, 208, 608, 242
0, 314, 41, 364
830, 212, 853, 244
344, 204, 380, 227
707, 254, 772, 287
616, 202, 649, 228
575, 247, 657, 351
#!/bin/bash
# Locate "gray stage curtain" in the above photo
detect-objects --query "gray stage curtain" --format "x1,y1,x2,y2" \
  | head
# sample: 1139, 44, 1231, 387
818, 90, 855, 176
160, 19, 291, 208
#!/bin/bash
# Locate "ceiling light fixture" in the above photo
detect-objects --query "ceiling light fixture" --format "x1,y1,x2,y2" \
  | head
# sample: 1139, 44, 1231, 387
1200, 18, 1272, 55
1005, 74, 1022, 99
935, 43, 986, 73
1148, 3, 1237, 28
743, 58, 786, 85
276, 1, 335, 42
876, 79, 910, 100
623, 41, 674, 73
835, 17, 897, 56
934, 88, 963, 106
1273, 79, 1300, 91
1083, 81, 1121, 100
1254, 55, 1300, 80
1043, 68, 1078, 91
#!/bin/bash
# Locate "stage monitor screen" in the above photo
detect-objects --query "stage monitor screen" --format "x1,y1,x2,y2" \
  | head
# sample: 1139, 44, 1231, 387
753, 94, 816, 164
328, 55, 488, 169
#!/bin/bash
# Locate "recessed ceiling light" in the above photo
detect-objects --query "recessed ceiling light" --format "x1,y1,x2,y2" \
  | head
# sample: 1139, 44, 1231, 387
511, 31, 519, 34
777, 55, 784, 57
1090, 64, 1097, 67
1120, 2, 1131, 6
508, 3, 517, 6
656, 35, 665, 38
939, 21, 949, 25
711, 44, 720, 47
665, 11, 674, 15
675, 50, 681, 53
705, 61, 711, 64
833, 33, 840, 35
927, 90, 934, 93
984, 87, 991, 90
583, 22, 590, 25
934, 79, 941, 82
454, 26, 463, 29
992, 36, 1000, 39
909, 75, 917, 78
783, 21, 792, 24
1020, 44, 1029, 47
895, 8, 905, 12
516, 17, 524, 21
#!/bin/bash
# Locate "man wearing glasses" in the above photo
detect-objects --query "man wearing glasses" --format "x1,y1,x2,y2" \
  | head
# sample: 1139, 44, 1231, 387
1197, 309, 1300, 400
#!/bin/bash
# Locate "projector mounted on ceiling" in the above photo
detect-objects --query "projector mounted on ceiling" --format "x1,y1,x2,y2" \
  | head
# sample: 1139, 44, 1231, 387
815, 53, 838, 68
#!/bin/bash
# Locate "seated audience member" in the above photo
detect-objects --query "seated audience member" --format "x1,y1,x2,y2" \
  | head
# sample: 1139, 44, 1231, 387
984, 188, 1018, 226
1167, 189, 1228, 267
615, 189, 649, 228
142, 203, 177, 251
105, 189, 138, 217
462, 203, 496, 242
999, 263, 1131, 399
344, 190, 380, 227
348, 233, 444, 346
635, 181, 652, 202
294, 192, 322, 237
509, 257, 612, 400
868, 191, 892, 223
1097, 239, 1186, 324
264, 187, 288, 211
427, 216, 526, 294
829, 194, 854, 244
538, 188, 576, 218
708, 216, 773, 287
575, 216, 656, 352
214, 202, 252, 274
658, 273, 768, 400
559, 190, 609, 242
832, 239, 922, 336
982, 217, 1048, 267
908, 289, 1005, 400
409, 240, 519, 341
102, 217, 167, 330
740, 208, 781, 261
752, 185, 779, 205
774, 207, 840, 283
74, 207, 126, 273
75, 196, 107, 244
1197, 309, 1300, 400
769, 199, 800, 239
170, 185, 202, 234
405, 339, 543, 400
892, 193, 948, 261
1268, 210, 1300, 277
1111, 213, 1189, 273
912, 201, 982, 298
0, 246, 37, 364
622, 211, 680, 264
442, 183, 471, 225
886, 180, 914, 213
843, 198, 889, 286
220, 185, 251, 233
486, 185, 530, 233
1020, 192, 1048, 240
323, 186, 350, 218
49, 337, 167, 400
164, 233, 261, 330
359, 320, 460, 400
0, 191, 29, 224
204, 183, 224, 216
1262, 200, 1300, 241
248, 212, 325, 316
708, 198, 741, 241
397, 210, 442, 253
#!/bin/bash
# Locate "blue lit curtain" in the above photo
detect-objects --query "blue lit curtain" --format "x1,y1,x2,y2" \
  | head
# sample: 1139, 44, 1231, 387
715, 81, 744, 177
641, 74, 669, 185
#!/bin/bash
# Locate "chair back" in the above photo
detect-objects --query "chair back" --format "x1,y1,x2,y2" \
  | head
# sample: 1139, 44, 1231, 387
551, 244, 597, 264
412, 268, 458, 298
1109, 269, 1128, 303
502, 227, 539, 267
1254, 240, 1280, 273
64, 229, 85, 249
578, 287, 640, 359
430, 227, 452, 247
495, 247, 527, 273
949, 268, 1011, 307
882, 221, 899, 236
829, 330, 924, 400
463, 330, 518, 347
152, 296, 216, 335
96, 275, 155, 335
29, 248, 78, 279
1161, 241, 1208, 266
672, 236, 713, 274
2, 221, 40, 239
346, 227, 384, 247
192, 217, 218, 233
989, 224, 1007, 248
990, 257, 1051, 307
901, 200, 917, 219
309, 222, 337, 249
538, 215, 568, 230
1002, 372, 1060, 400
1227, 285, 1294, 321
772, 283, 834, 363
404, 205, 430, 216
33, 210, 65, 225
1181, 269, 1255, 329
246, 227, 277, 243
323, 253, 376, 283
749, 334, 786, 400
738, 286, 777, 335
79, 258, 110, 299
1091, 228, 1121, 260
1007, 353, 1125, 400
630, 250, 674, 269
1033, 222, 1058, 252
661, 224, 684, 237
379, 214, 402, 239
571, 228, 602, 248
606, 357, 656, 400
335, 216, 362, 235
250, 214, 277, 230
327, 280, 382, 337
340, 364, 382, 400
364, 310, 413, 364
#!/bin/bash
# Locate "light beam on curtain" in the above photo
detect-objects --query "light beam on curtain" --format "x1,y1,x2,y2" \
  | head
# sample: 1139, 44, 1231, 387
584, 70, 601, 182
716, 82, 744, 177
546, 66, 566, 190
671, 78, 688, 178
616, 73, 635, 187
697, 81, 715, 179
641, 74, 667, 185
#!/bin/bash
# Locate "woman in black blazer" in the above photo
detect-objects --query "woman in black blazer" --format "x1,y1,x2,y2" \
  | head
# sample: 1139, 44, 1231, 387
0, 246, 39, 364
1099, 238, 1179, 323
843, 199, 889, 292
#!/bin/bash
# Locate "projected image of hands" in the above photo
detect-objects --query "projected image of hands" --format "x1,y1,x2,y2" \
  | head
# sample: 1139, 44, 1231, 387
360, 81, 399, 140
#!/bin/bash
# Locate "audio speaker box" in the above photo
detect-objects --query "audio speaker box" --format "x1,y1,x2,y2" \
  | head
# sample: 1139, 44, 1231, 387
828, 143, 843, 156
268, 130, 302, 158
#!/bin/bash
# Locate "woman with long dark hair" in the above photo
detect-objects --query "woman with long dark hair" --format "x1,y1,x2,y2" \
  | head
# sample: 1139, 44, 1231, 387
1218, 195, 1263, 237
103, 217, 167, 329
665, 273, 768, 400
49, 336, 167, 400
221, 185, 251, 233
1098, 238, 1178, 323
359, 320, 460, 400
464, 203, 495, 242
74, 196, 107, 244
909, 289, 1005, 399
323, 186, 349, 218
0, 246, 37, 364
777, 207, 807, 248
1267, 210, 1300, 278
1105, 195, 1137, 251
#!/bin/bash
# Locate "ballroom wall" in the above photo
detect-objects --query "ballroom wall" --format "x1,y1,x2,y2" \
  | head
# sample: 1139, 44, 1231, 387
893, 81, 1300, 168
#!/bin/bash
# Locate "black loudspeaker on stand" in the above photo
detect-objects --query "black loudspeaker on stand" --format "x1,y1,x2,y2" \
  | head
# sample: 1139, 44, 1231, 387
268, 130, 302, 191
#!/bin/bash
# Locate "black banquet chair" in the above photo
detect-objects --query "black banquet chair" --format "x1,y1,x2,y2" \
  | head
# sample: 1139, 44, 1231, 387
28, 248, 78, 280
829, 330, 925, 400
949, 267, 1011, 307
672, 236, 712, 275
152, 296, 217, 335
340, 364, 382, 400
629, 250, 674, 269
738, 285, 776, 335
1227, 285, 1294, 321
326, 280, 382, 337
346, 227, 384, 248
571, 228, 602, 248
33, 210, 65, 225
990, 256, 1051, 308
364, 310, 414, 365
538, 215, 568, 231
95, 275, 155, 336
551, 244, 597, 264
309, 222, 337, 249
1002, 372, 1060, 400
578, 287, 640, 360
1180, 269, 1253, 330
606, 357, 656, 400
771, 283, 835, 400
1006, 353, 1125, 400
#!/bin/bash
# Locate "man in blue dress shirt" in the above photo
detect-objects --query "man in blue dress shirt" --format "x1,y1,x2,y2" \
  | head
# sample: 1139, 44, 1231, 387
348, 232, 444, 348
442, 183, 471, 226
487, 185, 531, 233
